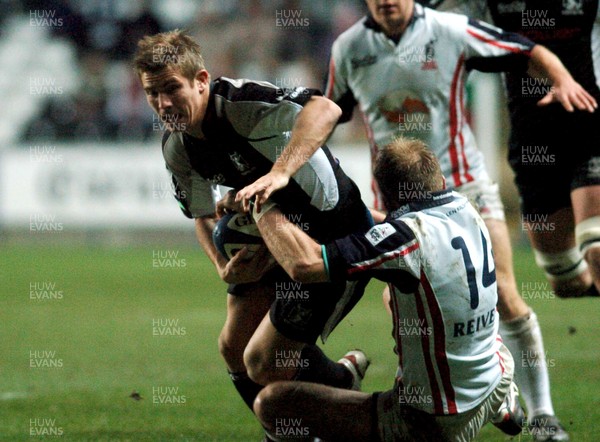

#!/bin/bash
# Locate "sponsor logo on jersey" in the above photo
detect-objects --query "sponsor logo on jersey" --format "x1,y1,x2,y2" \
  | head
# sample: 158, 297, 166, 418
351, 54, 378, 69
562, 0, 584, 15
366, 223, 396, 246
378, 91, 431, 131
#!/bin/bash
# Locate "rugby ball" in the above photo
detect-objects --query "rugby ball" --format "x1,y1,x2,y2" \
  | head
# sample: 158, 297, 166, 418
212, 212, 264, 260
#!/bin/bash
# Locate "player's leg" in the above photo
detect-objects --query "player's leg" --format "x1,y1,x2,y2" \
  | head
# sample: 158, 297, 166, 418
254, 381, 374, 441
244, 274, 369, 389
526, 207, 593, 297
219, 284, 274, 411
244, 313, 357, 389
572, 184, 600, 293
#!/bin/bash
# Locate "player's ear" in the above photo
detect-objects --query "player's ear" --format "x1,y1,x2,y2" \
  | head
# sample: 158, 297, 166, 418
195, 69, 209, 93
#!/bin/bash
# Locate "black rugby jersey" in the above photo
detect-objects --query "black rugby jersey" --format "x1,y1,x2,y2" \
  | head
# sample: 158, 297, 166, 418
161, 77, 369, 242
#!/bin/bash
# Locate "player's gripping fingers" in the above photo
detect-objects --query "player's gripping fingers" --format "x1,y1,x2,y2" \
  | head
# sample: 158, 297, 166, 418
216, 189, 242, 218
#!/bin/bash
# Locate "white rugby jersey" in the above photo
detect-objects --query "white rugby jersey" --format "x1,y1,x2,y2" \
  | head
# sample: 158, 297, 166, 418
326, 3, 534, 199
324, 190, 505, 414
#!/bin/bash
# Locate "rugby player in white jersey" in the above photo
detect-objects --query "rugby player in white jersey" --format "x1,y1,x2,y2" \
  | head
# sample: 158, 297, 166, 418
290, 1, 595, 440
418, 1, 600, 439
246, 137, 524, 441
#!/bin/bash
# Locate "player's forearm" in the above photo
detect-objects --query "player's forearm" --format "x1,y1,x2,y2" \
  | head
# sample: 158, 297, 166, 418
527, 45, 571, 85
271, 96, 341, 178
255, 207, 328, 283
194, 216, 228, 269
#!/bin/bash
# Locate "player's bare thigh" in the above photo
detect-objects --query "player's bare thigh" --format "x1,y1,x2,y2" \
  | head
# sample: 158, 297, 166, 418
219, 286, 274, 372
254, 381, 373, 441
243, 312, 305, 385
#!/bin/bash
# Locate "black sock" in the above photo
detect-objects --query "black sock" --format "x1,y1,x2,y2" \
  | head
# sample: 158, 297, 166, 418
293, 344, 353, 389
229, 371, 264, 412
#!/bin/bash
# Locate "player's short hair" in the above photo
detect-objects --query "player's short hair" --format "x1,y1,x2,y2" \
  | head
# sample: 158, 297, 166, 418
133, 29, 205, 81
374, 137, 444, 210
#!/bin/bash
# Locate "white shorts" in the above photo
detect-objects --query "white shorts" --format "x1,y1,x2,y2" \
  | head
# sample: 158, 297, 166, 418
376, 344, 514, 442
454, 177, 505, 222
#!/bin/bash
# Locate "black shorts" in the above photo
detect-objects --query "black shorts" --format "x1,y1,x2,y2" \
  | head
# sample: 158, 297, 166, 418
508, 104, 600, 216
229, 265, 369, 344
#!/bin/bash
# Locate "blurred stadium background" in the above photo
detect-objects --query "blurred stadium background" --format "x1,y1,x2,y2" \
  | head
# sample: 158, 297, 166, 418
2, 1, 598, 441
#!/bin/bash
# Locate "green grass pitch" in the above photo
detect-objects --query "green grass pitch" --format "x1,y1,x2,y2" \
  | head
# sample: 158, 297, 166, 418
2, 243, 599, 441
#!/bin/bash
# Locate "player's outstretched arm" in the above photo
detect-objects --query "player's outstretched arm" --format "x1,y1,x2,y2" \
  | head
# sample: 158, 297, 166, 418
528, 45, 597, 112
252, 203, 328, 283
236, 96, 342, 213
194, 217, 273, 284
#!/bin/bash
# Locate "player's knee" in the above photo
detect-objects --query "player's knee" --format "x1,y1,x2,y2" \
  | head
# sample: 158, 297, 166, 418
533, 247, 590, 297
218, 329, 243, 368
243, 344, 272, 386
254, 383, 290, 428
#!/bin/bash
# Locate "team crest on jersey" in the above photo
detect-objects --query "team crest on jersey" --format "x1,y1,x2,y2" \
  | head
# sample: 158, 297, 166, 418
562, 0, 584, 15
366, 223, 395, 246
421, 39, 438, 70
351, 54, 378, 69
229, 151, 254, 175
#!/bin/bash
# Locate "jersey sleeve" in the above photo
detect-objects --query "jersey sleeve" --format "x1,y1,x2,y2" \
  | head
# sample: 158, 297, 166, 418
324, 40, 357, 123
459, 17, 535, 72
323, 219, 421, 292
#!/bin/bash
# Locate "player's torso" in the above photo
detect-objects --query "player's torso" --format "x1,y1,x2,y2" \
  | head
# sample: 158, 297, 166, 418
389, 196, 501, 414
341, 10, 484, 184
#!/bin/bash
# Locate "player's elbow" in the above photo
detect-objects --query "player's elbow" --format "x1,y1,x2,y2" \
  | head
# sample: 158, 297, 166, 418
311, 96, 342, 124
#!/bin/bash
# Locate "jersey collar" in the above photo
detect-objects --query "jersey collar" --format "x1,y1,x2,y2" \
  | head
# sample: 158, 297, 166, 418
388, 189, 455, 219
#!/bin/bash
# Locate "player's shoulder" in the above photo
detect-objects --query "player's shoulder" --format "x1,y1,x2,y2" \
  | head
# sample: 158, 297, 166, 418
421, 4, 469, 32
332, 16, 372, 52
212, 76, 278, 103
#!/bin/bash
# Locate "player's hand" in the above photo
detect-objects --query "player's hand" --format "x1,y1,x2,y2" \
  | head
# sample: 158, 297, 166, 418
537, 79, 597, 113
217, 246, 276, 284
235, 171, 290, 213
215, 189, 244, 218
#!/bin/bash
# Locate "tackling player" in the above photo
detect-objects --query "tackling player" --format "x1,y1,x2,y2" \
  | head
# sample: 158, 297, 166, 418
250, 137, 524, 441
133, 30, 373, 440
420, 1, 600, 439
319, 1, 597, 439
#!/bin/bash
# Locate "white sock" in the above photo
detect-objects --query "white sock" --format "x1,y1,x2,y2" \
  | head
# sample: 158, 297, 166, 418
499, 309, 555, 418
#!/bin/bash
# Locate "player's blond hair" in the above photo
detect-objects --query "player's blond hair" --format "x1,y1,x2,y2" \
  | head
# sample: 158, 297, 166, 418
374, 137, 444, 210
133, 29, 206, 81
